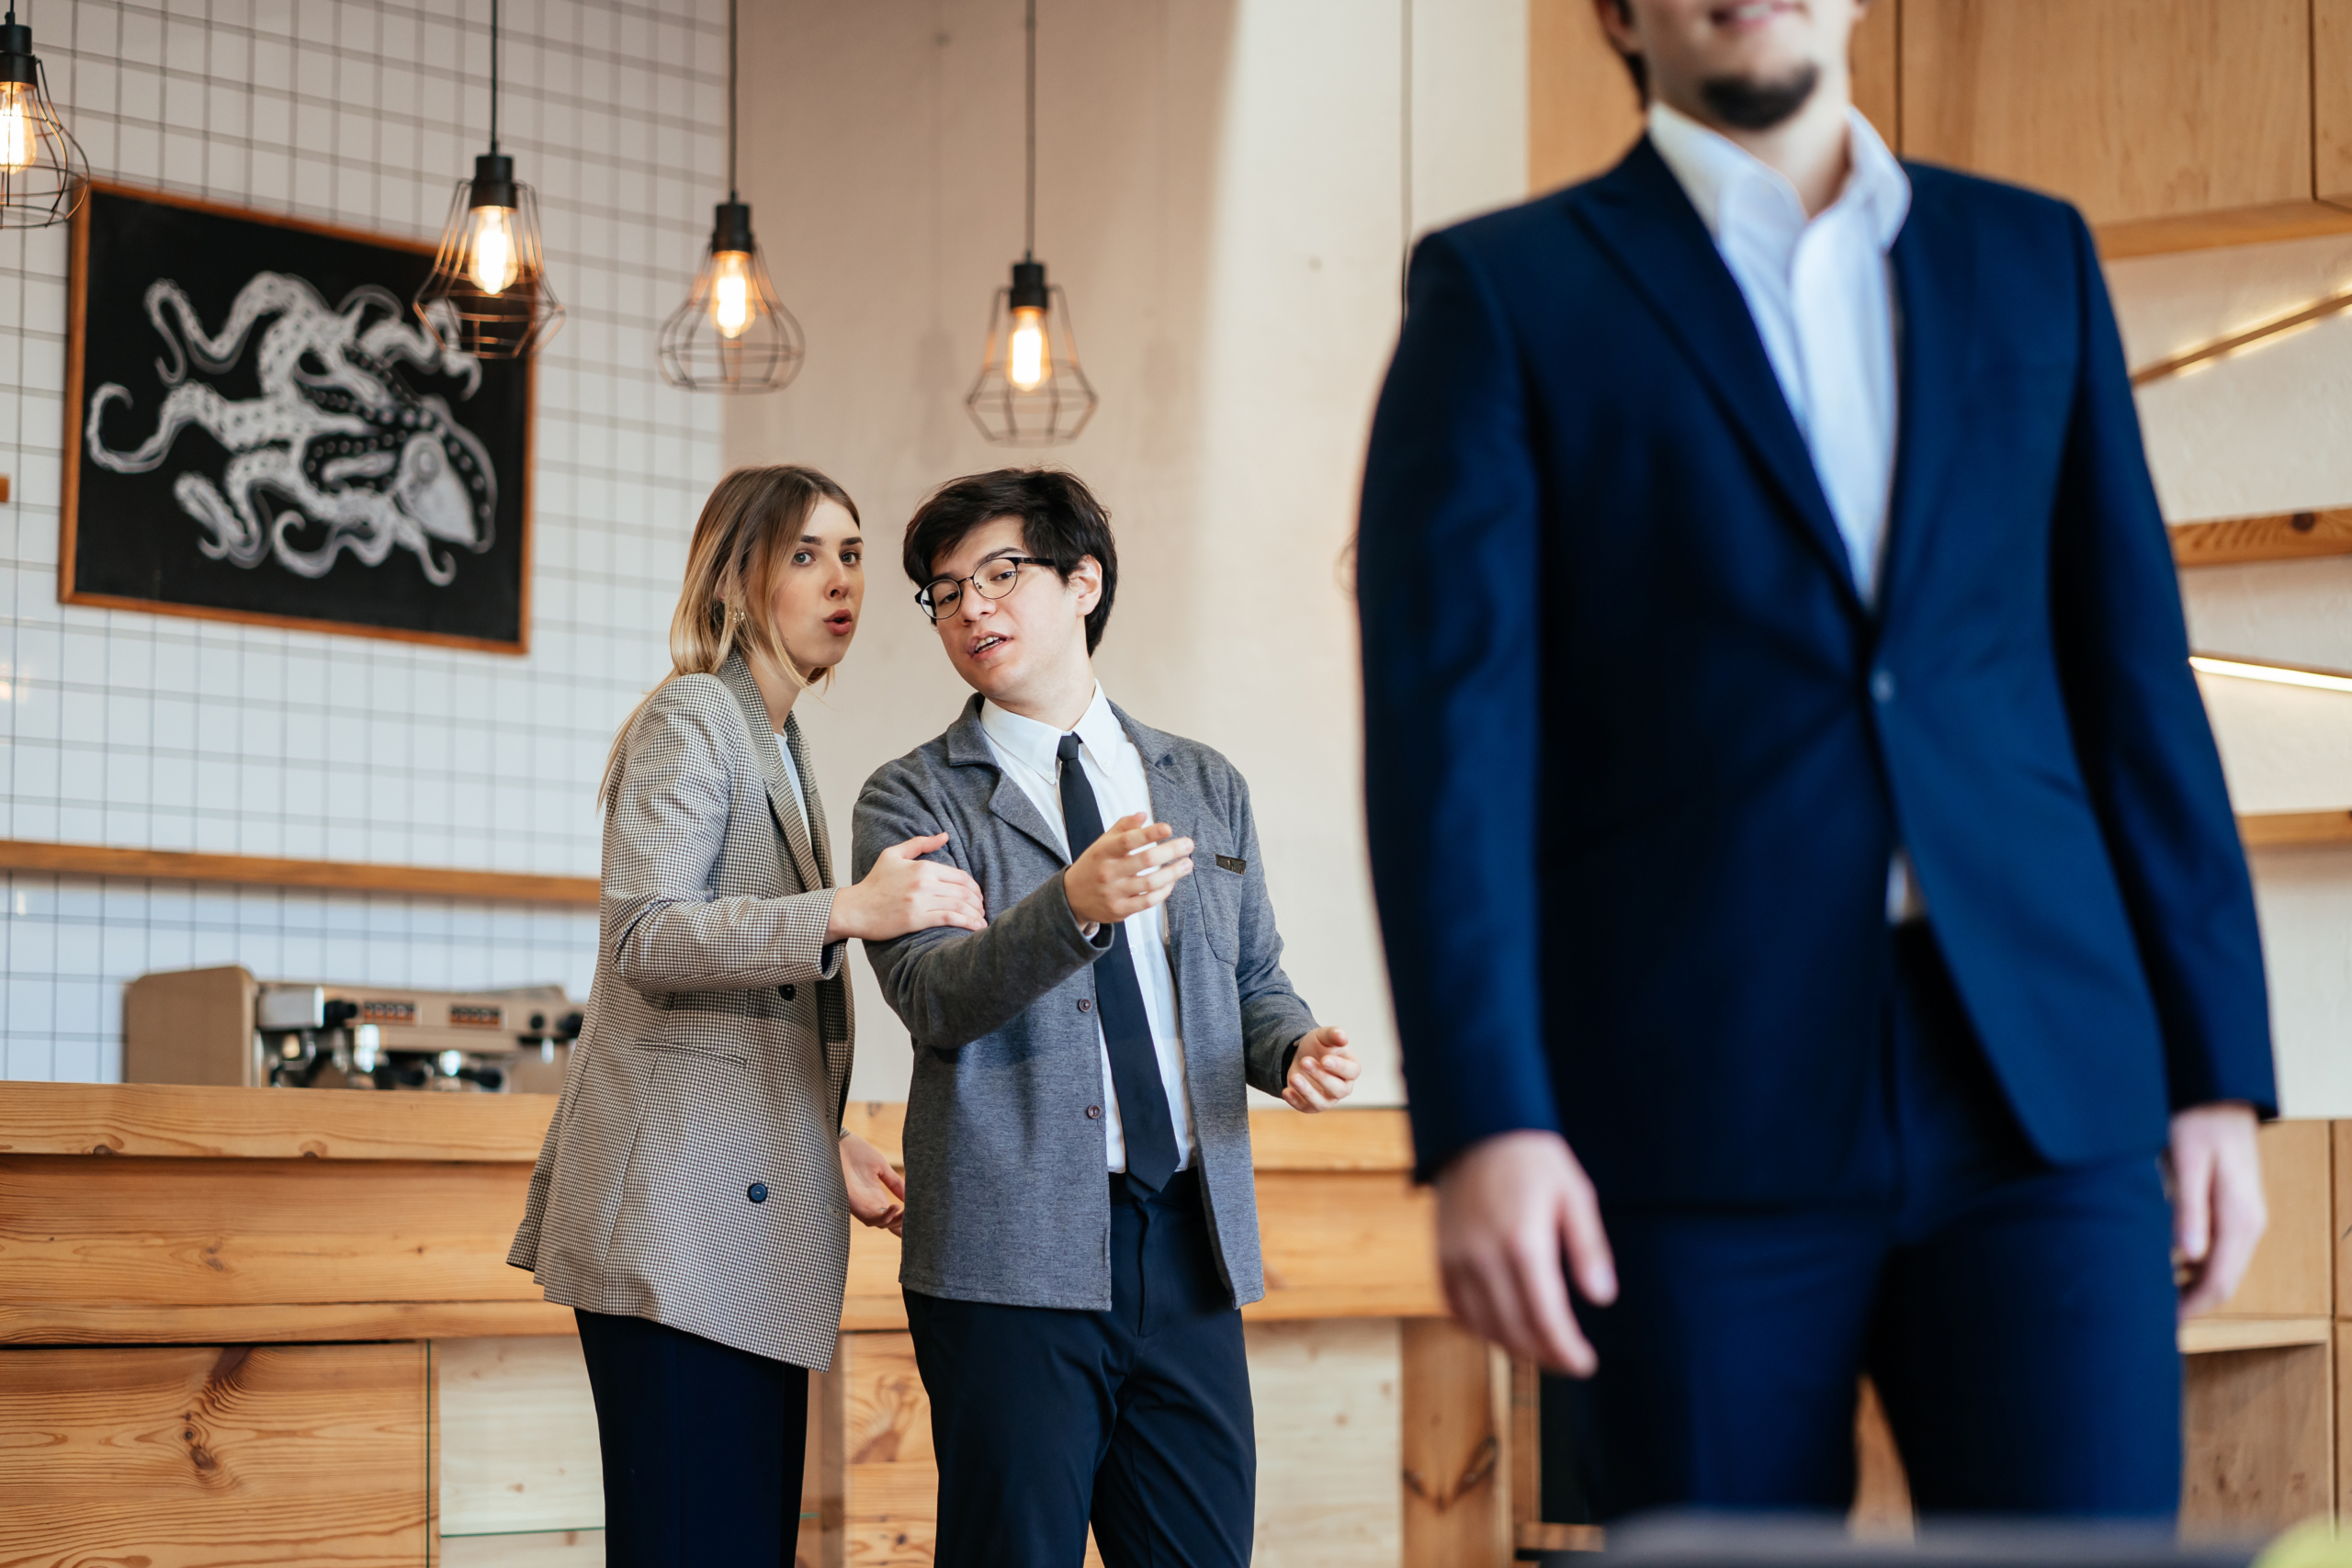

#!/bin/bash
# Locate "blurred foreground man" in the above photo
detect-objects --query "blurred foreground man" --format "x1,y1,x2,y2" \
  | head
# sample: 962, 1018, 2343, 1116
1357, 0, 2277, 1520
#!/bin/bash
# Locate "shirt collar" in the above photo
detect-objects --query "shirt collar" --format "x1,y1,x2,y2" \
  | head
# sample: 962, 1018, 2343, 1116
1646, 99, 1910, 254
979, 682, 1118, 782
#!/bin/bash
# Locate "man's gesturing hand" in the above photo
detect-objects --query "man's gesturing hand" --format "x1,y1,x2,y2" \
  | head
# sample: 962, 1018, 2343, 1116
2170, 1100, 2267, 1319
1436, 1130, 1617, 1377
828, 832, 988, 942
1283, 1027, 1362, 1112
839, 1131, 906, 1238
1065, 811, 1193, 927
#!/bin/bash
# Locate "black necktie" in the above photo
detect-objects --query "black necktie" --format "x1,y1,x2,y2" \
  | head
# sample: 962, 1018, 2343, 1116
1057, 732, 1180, 1190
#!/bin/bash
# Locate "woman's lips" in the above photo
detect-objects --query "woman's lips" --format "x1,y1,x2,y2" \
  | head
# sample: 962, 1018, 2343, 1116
825, 613, 854, 636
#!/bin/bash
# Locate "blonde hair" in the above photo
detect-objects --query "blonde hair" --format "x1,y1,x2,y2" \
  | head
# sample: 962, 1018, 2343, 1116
601, 465, 862, 807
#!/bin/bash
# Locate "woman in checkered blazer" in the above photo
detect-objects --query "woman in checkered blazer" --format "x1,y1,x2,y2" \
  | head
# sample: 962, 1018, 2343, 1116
508, 467, 988, 1567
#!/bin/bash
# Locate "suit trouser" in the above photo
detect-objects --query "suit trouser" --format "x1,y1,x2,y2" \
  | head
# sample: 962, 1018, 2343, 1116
574, 1307, 809, 1568
1577, 923, 2182, 1520
906, 1168, 1255, 1568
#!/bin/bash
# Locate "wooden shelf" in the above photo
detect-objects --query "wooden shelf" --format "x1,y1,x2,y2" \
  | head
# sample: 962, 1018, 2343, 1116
2178, 1315, 2333, 1355
0, 839, 599, 907
2097, 199, 2352, 260
2239, 810, 2352, 850
2172, 508, 2352, 568
0, 1080, 560, 1162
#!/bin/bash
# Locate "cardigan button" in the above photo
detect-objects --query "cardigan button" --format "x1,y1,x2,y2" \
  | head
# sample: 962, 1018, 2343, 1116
1077, 998, 1092, 1013
1085, 1105, 1101, 1120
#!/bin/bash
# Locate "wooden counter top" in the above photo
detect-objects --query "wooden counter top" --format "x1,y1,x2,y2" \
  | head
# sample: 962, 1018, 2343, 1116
0, 1083, 1439, 1345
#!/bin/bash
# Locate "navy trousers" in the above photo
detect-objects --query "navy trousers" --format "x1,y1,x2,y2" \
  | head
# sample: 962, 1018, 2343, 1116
1577, 924, 2182, 1520
574, 1307, 809, 1568
906, 1168, 1255, 1568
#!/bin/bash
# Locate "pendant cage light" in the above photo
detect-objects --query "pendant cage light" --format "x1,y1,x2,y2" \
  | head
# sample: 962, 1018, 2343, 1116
414, 0, 562, 360
0, 7, 86, 231
660, 0, 803, 391
965, 0, 1096, 446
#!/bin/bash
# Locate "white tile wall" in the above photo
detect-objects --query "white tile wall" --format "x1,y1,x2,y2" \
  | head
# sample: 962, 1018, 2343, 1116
0, 0, 729, 1079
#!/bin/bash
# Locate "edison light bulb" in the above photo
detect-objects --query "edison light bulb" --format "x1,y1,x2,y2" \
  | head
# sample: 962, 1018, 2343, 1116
1006, 305, 1049, 390
710, 250, 754, 339
0, 83, 34, 173
465, 204, 521, 296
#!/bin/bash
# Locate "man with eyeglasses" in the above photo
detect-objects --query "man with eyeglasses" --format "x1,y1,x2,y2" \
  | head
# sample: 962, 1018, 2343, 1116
849, 467, 1359, 1568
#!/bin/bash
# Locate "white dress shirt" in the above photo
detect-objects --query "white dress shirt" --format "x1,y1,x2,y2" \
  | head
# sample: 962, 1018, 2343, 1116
772, 731, 808, 828
1646, 100, 1923, 919
978, 684, 1196, 1172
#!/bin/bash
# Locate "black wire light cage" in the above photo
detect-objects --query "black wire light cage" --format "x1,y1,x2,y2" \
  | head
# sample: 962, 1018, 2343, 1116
659, 0, 804, 392
413, 0, 562, 359
965, 0, 1096, 446
0, 8, 86, 231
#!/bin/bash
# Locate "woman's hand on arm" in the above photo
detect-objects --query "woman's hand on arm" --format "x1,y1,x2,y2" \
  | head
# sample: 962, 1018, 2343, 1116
827, 832, 987, 942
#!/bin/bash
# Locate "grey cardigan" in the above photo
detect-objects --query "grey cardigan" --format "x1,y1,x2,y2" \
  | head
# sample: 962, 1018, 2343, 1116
509, 655, 856, 1370
853, 695, 1319, 1312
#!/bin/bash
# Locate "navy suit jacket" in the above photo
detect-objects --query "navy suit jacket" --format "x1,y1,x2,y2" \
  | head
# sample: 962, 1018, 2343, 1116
1358, 139, 2277, 1204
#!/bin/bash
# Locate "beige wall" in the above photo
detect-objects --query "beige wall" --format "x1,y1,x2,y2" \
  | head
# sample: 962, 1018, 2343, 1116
2109, 240, 2352, 1117
729, 0, 1526, 1104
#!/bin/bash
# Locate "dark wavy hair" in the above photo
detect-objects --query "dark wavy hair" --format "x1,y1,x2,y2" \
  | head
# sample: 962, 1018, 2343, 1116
902, 468, 1119, 654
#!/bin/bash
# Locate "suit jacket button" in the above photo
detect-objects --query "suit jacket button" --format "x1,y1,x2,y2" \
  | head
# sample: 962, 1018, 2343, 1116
1077, 998, 1092, 1013
1085, 1105, 1101, 1120
747, 1182, 768, 1203
1871, 669, 1897, 704
779, 984, 797, 1001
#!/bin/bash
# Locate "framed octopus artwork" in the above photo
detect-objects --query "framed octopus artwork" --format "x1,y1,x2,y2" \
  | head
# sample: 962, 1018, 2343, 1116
61, 183, 533, 652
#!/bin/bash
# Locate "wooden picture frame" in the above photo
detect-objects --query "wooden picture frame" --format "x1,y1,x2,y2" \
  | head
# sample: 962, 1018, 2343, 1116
61, 182, 535, 654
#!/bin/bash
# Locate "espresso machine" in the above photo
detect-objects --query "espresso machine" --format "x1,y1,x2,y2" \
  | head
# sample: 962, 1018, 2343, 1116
122, 966, 583, 1093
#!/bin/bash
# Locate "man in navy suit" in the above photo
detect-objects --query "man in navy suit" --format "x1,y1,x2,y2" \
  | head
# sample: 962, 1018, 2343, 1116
1357, 0, 2278, 1518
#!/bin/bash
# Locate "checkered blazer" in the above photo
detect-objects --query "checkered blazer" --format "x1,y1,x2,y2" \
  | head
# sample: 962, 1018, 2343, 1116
508, 653, 855, 1370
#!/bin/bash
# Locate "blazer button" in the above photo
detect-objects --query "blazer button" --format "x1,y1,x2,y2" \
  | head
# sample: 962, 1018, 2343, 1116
747, 1182, 768, 1203
1870, 669, 1897, 704
779, 984, 797, 1001
1077, 998, 1092, 1013
1085, 1105, 1101, 1120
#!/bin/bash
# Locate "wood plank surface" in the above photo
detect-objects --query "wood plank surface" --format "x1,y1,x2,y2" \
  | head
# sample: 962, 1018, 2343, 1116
1248, 1319, 1405, 1566
1255, 1173, 1445, 1320
0, 1297, 576, 1347
0, 1078, 558, 1162
2212, 1121, 2335, 1320
1528, 0, 1643, 194
2337, 1122, 2351, 1321
2098, 200, 2352, 260
1901, 0, 2312, 227
435, 1337, 604, 1538
0, 835, 600, 905
1401, 1316, 1511, 1568
2180, 1339, 2335, 1535
2240, 812, 2352, 852
441, 1530, 606, 1566
2172, 509, 2352, 568
0, 1342, 428, 1567
0, 1155, 541, 1320
2340, 1325, 2352, 1521
2179, 1316, 2332, 1355
1851, 1378, 1915, 1538
2320, 0, 2352, 201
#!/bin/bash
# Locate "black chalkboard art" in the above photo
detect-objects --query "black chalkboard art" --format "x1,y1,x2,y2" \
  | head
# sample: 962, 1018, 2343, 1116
62, 184, 533, 652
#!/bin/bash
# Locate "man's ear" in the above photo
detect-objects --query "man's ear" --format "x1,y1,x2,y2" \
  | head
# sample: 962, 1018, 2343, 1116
1591, 0, 1636, 52
1069, 555, 1103, 618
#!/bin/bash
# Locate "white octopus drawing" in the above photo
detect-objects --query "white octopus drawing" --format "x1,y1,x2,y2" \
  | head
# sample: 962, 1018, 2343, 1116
85, 272, 497, 584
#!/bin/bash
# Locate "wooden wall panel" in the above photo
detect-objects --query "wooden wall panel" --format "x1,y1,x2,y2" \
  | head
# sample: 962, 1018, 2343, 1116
1248, 1319, 1404, 1566
1902, 0, 2312, 226
2336, 1122, 2351, 1323
2214, 1120, 2335, 1320
442, 1530, 606, 1566
0, 1342, 428, 1567
1401, 1317, 1510, 1568
0, 1154, 541, 1326
1849, 1, 1899, 148
436, 1336, 604, 1540
1529, 0, 1643, 194
2319, 0, 2352, 201
2180, 1339, 2335, 1535
2340, 1324, 2352, 1522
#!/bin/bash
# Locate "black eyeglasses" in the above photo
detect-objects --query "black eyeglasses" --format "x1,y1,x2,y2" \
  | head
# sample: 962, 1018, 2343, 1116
916, 556, 1046, 622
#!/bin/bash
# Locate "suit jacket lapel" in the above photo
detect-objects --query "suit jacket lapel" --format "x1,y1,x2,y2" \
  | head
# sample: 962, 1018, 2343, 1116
1877, 176, 1973, 623
718, 655, 825, 894
941, 696, 1074, 865
1571, 139, 1863, 618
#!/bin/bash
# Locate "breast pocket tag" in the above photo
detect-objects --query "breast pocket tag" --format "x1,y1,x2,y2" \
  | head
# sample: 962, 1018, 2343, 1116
1215, 855, 1247, 874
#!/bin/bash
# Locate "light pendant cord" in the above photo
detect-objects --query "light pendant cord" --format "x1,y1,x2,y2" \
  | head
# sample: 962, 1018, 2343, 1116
727, 0, 739, 202
489, 0, 500, 152
1023, 0, 1035, 261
